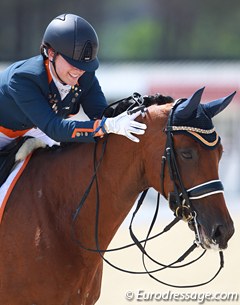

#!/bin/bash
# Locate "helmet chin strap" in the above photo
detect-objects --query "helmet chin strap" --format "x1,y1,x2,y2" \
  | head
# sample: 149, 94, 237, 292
50, 52, 67, 85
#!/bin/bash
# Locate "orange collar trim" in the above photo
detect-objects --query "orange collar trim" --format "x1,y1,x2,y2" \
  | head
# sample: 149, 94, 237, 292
44, 59, 52, 84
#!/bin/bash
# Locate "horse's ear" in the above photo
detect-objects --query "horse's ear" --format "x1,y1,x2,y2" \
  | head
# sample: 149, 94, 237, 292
174, 87, 205, 120
203, 91, 236, 118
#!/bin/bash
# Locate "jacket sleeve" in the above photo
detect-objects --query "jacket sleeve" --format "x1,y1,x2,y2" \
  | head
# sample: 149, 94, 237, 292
8, 73, 106, 143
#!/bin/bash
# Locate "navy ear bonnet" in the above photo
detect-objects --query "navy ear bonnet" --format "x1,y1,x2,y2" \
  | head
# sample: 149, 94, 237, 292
170, 87, 236, 149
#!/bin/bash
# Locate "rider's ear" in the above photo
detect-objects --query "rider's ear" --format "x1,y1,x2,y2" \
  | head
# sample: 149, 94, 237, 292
47, 48, 55, 62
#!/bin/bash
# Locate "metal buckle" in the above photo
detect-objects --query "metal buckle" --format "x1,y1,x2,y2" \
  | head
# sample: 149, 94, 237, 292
175, 204, 193, 222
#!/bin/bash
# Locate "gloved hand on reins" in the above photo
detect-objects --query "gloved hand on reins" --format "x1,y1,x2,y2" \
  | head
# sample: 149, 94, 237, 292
100, 110, 147, 142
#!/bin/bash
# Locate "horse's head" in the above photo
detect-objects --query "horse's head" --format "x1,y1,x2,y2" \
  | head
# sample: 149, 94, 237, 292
142, 88, 235, 250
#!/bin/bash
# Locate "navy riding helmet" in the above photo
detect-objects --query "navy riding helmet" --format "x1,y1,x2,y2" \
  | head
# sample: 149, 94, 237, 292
42, 13, 99, 72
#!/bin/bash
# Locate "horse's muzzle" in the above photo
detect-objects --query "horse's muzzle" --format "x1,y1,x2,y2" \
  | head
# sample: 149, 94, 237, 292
189, 220, 235, 250
210, 222, 235, 249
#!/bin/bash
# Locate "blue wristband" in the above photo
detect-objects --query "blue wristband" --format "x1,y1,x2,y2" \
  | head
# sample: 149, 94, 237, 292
94, 117, 108, 135
100, 117, 108, 134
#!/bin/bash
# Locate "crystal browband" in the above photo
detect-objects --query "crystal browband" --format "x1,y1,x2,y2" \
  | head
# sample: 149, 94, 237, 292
171, 126, 216, 134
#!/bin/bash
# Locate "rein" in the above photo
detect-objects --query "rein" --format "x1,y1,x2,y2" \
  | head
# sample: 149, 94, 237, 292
71, 93, 224, 288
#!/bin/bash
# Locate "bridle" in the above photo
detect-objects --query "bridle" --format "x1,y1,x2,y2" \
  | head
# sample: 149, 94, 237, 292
161, 98, 224, 246
71, 94, 225, 288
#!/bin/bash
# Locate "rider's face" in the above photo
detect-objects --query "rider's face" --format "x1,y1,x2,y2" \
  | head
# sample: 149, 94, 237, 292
48, 50, 85, 86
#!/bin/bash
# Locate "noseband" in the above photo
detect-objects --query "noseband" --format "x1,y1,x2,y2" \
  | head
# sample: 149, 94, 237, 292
161, 99, 224, 245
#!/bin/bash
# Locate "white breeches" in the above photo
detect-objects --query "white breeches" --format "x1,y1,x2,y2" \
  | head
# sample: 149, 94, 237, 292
0, 128, 59, 150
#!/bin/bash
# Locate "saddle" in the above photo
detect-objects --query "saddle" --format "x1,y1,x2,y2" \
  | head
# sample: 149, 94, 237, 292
0, 137, 32, 187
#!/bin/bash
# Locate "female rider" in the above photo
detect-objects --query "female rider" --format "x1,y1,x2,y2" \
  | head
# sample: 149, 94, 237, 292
0, 13, 146, 149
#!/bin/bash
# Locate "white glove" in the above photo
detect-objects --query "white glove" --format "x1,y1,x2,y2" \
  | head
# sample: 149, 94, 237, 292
103, 110, 147, 142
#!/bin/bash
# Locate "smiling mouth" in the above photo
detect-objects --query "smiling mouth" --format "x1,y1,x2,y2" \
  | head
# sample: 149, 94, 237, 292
68, 73, 79, 79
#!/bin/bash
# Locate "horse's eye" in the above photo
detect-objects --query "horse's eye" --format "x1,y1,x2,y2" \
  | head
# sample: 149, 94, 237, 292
181, 151, 192, 159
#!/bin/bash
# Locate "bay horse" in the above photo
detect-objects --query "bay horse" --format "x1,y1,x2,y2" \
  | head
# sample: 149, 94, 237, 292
0, 88, 235, 305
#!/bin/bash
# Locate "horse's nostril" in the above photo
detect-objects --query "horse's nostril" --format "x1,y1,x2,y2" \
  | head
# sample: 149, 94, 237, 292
212, 225, 230, 249
213, 225, 222, 241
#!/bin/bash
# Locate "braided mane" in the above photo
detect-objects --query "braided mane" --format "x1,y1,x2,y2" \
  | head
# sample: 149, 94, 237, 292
103, 94, 174, 118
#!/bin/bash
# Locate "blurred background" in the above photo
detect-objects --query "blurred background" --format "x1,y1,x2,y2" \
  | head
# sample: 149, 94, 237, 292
0, 1, 239, 303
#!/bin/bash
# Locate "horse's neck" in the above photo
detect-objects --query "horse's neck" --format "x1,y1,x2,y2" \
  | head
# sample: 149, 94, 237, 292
46, 105, 168, 252
76, 106, 169, 250
98, 137, 146, 223
71, 137, 146, 251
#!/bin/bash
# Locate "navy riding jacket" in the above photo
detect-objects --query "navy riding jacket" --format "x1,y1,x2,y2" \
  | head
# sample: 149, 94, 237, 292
0, 55, 108, 142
